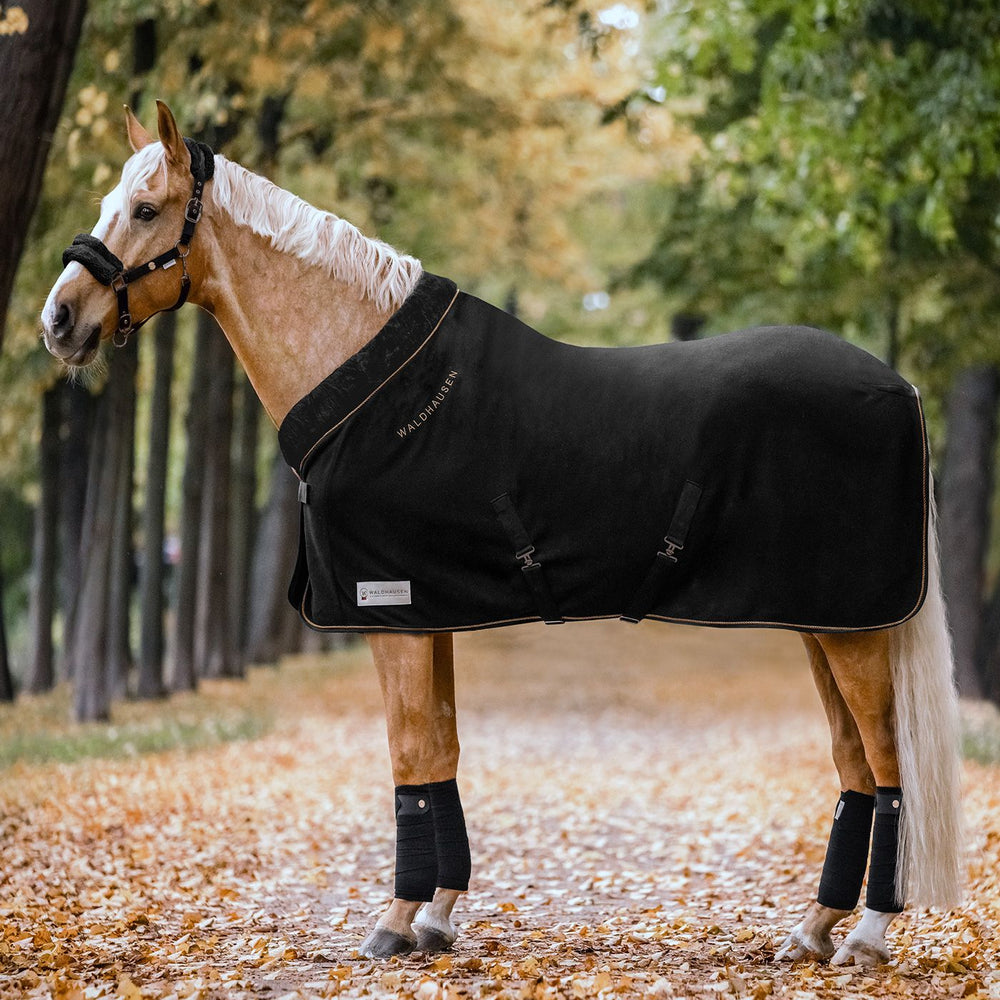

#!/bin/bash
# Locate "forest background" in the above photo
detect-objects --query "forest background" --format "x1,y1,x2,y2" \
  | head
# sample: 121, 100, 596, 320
2, 0, 1000, 723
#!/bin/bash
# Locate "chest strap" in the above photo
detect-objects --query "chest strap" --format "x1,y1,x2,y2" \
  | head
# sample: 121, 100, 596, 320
491, 492, 564, 625
622, 479, 703, 624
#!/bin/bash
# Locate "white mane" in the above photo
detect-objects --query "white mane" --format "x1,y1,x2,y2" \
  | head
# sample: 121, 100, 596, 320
119, 144, 422, 312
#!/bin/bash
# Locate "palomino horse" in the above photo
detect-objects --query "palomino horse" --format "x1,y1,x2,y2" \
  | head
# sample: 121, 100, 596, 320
41, 103, 963, 967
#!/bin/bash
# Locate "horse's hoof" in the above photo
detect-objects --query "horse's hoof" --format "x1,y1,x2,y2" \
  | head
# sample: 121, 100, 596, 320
775, 928, 835, 962
413, 911, 457, 953
358, 926, 416, 960
415, 924, 455, 953
831, 937, 890, 968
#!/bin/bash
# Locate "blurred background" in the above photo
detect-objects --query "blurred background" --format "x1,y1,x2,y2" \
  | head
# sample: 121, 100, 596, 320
2, 0, 1000, 726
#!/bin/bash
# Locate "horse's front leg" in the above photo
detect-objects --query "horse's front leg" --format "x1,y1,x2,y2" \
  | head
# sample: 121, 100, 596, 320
359, 632, 470, 959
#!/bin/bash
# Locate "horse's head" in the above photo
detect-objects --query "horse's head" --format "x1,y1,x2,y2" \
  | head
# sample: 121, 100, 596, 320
41, 101, 212, 366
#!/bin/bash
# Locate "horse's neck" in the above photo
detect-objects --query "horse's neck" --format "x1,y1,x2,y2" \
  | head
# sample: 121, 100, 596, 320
198, 216, 395, 426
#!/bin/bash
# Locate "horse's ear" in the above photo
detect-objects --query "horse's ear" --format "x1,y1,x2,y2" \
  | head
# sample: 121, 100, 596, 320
124, 106, 152, 152
155, 100, 191, 170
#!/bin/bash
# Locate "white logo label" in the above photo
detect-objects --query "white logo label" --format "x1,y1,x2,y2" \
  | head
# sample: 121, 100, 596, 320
357, 581, 412, 606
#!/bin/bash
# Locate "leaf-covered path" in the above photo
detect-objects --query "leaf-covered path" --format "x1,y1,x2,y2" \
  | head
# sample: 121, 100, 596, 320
2, 622, 998, 999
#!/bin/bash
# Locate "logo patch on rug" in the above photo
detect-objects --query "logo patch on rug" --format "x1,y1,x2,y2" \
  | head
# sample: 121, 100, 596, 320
357, 581, 412, 606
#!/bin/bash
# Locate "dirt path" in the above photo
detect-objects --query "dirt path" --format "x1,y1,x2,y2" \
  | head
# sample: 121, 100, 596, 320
1, 622, 998, 999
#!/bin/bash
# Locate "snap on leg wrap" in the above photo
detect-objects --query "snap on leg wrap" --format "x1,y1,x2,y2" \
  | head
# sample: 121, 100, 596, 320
394, 785, 437, 902
429, 778, 471, 892
866, 787, 904, 913
817, 790, 874, 911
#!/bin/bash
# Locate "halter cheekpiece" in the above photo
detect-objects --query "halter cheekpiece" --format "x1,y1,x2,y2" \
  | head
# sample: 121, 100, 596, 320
62, 138, 215, 346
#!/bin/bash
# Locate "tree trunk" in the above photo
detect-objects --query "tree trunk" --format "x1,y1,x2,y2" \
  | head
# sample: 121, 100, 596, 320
978, 578, 1000, 707
246, 449, 302, 665
195, 319, 238, 678
938, 365, 999, 700
106, 335, 139, 699
71, 344, 137, 722
138, 312, 175, 698
26, 383, 62, 693
230, 368, 261, 665
171, 312, 213, 691
58, 380, 94, 680
0, 0, 87, 345
0, 565, 12, 701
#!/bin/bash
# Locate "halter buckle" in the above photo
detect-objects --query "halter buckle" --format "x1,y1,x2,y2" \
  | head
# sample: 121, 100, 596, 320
184, 198, 203, 224
113, 321, 132, 348
110, 272, 127, 293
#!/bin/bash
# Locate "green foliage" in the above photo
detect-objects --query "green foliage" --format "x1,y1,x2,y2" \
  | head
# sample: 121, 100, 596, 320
641, 0, 1000, 380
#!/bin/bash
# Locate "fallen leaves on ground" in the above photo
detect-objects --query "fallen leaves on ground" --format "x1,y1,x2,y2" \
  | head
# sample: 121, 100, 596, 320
1, 623, 997, 999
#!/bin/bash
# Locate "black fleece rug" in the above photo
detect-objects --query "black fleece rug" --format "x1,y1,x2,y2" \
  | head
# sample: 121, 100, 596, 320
278, 273, 927, 634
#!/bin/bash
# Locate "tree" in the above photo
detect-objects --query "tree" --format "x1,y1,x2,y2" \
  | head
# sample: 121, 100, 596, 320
0, 0, 87, 346
0, 0, 87, 692
106, 334, 139, 698
25, 384, 61, 693
246, 451, 302, 666
171, 314, 213, 692
137, 312, 176, 699
195, 323, 238, 679
70, 346, 135, 721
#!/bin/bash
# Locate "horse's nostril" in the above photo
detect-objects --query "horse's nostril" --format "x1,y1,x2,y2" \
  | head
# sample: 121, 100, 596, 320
52, 301, 75, 339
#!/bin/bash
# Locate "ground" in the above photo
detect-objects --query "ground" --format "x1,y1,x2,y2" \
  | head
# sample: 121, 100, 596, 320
1, 621, 998, 999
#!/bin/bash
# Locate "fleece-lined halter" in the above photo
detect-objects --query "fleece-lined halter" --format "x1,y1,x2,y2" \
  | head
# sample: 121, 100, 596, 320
61, 138, 214, 345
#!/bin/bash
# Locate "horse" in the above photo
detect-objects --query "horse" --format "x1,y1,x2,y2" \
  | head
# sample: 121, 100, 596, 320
41, 101, 963, 968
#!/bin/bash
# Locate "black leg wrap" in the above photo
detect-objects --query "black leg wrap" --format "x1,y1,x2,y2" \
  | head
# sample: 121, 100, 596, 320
394, 785, 438, 902
866, 786, 904, 913
817, 790, 875, 911
429, 778, 471, 892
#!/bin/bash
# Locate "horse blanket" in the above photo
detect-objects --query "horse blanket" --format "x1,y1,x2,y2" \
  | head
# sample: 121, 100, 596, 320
278, 272, 928, 634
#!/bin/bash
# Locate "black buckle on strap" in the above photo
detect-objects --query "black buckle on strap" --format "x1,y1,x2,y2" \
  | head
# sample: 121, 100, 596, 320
491, 492, 564, 625
184, 197, 203, 224
622, 480, 703, 624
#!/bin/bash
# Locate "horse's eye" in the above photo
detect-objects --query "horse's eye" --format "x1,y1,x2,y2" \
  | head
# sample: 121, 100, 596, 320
134, 204, 158, 222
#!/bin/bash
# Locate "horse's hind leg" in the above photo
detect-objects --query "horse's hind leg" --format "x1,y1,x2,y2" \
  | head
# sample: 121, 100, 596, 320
359, 632, 470, 959
818, 630, 903, 967
777, 634, 876, 962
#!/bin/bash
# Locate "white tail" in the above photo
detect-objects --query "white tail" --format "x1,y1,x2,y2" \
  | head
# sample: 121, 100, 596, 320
890, 482, 964, 908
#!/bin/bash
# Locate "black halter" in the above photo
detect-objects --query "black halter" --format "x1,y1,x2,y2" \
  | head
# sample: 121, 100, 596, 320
62, 138, 215, 346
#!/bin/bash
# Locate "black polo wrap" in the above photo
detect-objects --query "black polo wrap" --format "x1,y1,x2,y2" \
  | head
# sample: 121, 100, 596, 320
393, 778, 471, 901
394, 784, 438, 902
62, 137, 214, 341
817, 789, 875, 911
866, 787, 904, 912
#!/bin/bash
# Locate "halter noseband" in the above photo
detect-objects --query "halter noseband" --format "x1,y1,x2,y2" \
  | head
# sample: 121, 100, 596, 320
62, 138, 215, 347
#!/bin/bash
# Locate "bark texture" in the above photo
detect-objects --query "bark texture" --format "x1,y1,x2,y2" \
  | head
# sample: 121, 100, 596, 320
171, 313, 213, 691
58, 381, 94, 680
230, 369, 261, 664
26, 384, 62, 693
0, 0, 87, 344
106, 335, 139, 699
938, 365, 999, 700
195, 323, 238, 678
246, 449, 301, 665
138, 312, 176, 698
